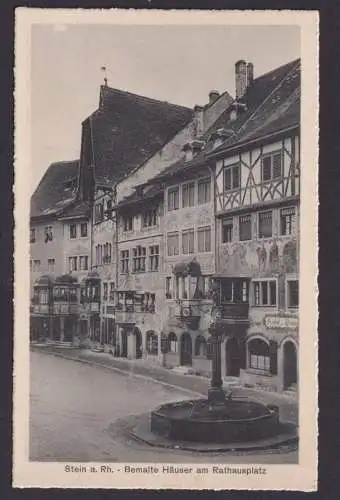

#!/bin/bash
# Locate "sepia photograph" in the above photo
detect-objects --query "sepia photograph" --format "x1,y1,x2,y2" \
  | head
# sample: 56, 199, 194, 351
14, 9, 318, 490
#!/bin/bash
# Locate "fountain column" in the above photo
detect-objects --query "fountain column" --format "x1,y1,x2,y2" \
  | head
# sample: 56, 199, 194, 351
208, 323, 225, 403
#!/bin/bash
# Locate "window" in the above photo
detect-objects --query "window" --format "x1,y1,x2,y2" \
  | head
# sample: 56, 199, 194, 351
106, 199, 113, 219
287, 280, 299, 308
165, 277, 173, 299
120, 250, 129, 274
195, 276, 212, 299
253, 280, 277, 306
182, 229, 195, 254
222, 217, 233, 243
197, 227, 211, 252
258, 211, 272, 239
146, 332, 158, 355
30, 228, 36, 243
142, 208, 157, 227
109, 282, 115, 302
80, 223, 88, 237
39, 288, 49, 305
248, 339, 270, 372
44, 226, 53, 242
95, 245, 103, 266
70, 224, 77, 239
182, 182, 195, 208
197, 178, 211, 204
280, 207, 296, 236
47, 258, 55, 273
168, 187, 179, 211
149, 245, 160, 271
261, 151, 282, 182
33, 260, 41, 272
103, 243, 112, 264
68, 257, 77, 272
122, 215, 133, 232
167, 232, 179, 256
95, 203, 104, 223
29, 260, 32, 271
239, 214, 252, 241
168, 332, 178, 353
132, 246, 146, 272
195, 336, 207, 357
224, 163, 240, 191
221, 278, 249, 303
79, 255, 88, 271
103, 283, 108, 301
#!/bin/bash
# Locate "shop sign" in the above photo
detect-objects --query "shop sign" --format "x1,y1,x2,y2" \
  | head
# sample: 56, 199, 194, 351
264, 315, 298, 330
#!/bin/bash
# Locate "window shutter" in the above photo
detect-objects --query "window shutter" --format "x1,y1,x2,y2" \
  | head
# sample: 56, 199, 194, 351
262, 156, 271, 181
273, 153, 282, 178
269, 340, 278, 375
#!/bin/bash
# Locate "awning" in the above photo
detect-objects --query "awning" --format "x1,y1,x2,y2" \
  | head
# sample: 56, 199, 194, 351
172, 260, 201, 277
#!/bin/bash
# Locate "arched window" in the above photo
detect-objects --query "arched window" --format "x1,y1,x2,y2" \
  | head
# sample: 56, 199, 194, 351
168, 332, 178, 353
248, 338, 270, 372
194, 335, 207, 357
146, 331, 158, 354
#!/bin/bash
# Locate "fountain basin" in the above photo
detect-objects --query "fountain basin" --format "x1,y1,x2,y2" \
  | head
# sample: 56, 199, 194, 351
151, 398, 280, 443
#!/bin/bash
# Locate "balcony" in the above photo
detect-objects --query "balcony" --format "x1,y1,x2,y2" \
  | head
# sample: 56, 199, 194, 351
32, 304, 51, 315
53, 302, 79, 315
218, 302, 249, 323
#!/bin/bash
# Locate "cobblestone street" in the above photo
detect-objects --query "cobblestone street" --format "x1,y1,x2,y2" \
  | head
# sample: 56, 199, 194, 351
30, 349, 298, 464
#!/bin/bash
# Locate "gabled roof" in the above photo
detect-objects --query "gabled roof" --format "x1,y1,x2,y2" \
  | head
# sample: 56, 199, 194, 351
30, 160, 79, 219
88, 86, 193, 187
58, 200, 91, 220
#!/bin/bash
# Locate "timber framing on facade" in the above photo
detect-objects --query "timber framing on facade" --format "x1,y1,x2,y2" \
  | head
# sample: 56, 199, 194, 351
30, 58, 300, 393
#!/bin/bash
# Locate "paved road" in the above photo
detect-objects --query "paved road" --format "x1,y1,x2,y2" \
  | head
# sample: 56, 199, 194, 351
30, 350, 298, 464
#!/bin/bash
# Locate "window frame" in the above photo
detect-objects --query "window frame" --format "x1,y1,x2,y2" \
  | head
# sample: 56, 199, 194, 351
149, 245, 160, 272
197, 177, 211, 205
69, 223, 77, 239
120, 250, 129, 274
182, 228, 195, 255
142, 208, 158, 228
239, 214, 252, 241
30, 228, 36, 243
252, 279, 278, 307
182, 182, 195, 208
280, 206, 296, 236
122, 215, 133, 232
80, 222, 88, 238
167, 232, 179, 257
47, 258, 55, 273
68, 256, 78, 272
261, 150, 283, 183
167, 186, 180, 212
223, 162, 241, 192
197, 226, 211, 253
286, 278, 299, 309
258, 210, 273, 239
222, 216, 233, 243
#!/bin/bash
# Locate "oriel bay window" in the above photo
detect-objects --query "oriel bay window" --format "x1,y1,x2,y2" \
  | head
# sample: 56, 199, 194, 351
197, 226, 211, 252
221, 278, 249, 303
224, 163, 240, 191
182, 182, 195, 208
132, 246, 146, 272
280, 207, 296, 236
149, 245, 159, 271
182, 229, 194, 254
253, 279, 277, 306
167, 232, 179, 256
168, 187, 179, 211
239, 214, 252, 241
258, 210, 272, 239
197, 178, 211, 204
261, 151, 282, 182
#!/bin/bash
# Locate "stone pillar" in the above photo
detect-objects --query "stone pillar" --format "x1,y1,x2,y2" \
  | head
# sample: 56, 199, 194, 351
60, 317, 65, 342
208, 324, 225, 403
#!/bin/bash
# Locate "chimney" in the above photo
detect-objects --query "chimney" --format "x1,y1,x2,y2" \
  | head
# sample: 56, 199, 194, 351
193, 105, 204, 138
235, 60, 254, 100
208, 90, 220, 105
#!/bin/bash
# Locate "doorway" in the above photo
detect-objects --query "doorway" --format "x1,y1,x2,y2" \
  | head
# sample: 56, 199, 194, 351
226, 337, 241, 377
283, 341, 298, 389
180, 333, 192, 366
121, 328, 128, 358
135, 328, 143, 359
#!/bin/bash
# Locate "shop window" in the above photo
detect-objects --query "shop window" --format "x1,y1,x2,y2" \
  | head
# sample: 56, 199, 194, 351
122, 215, 133, 232
182, 229, 194, 254
168, 332, 178, 353
168, 187, 179, 211
167, 232, 179, 256
30, 228, 36, 243
142, 208, 157, 227
146, 331, 158, 354
132, 246, 146, 272
287, 280, 299, 308
261, 151, 282, 182
120, 250, 129, 274
80, 223, 88, 238
44, 225, 54, 242
197, 178, 211, 204
149, 245, 159, 271
239, 214, 251, 241
195, 335, 207, 357
182, 182, 195, 208
197, 226, 211, 252
248, 338, 270, 372
258, 210, 272, 239
222, 217, 233, 243
253, 280, 277, 306
224, 163, 240, 191
280, 207, 296, 236
47, 258, 55, 273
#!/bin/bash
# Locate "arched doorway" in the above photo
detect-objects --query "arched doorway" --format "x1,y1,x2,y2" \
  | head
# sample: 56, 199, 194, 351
135, 328, 143, 358
283, 341, 298, 389
225, 337, 241, 377
120, 328, 128, 358
180, 333, 192, 366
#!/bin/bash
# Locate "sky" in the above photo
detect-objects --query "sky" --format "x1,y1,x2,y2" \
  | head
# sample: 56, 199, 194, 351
31, 24, 300, 193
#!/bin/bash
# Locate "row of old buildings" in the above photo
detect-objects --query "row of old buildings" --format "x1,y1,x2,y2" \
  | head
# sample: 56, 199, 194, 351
30, 58, 300, 393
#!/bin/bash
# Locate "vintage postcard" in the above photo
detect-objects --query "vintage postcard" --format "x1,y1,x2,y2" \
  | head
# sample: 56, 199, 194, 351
13, 8, 319, 490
